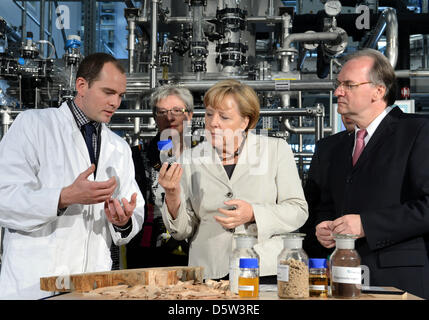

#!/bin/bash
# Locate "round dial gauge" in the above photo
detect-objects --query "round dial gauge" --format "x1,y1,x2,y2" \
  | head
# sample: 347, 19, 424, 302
324, 0, 342, 17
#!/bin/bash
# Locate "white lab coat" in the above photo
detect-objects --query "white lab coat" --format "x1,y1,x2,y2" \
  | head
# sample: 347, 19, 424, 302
0, 102, 145, 299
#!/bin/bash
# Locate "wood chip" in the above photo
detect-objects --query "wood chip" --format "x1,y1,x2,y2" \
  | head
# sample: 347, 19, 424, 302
83, 280, 238, 300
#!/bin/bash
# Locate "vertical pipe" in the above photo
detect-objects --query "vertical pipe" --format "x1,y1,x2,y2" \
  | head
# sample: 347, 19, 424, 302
298, 91, 303, 179
150, 0, 158, 89
133, 98, 141, 146
35, 87, 39, 109
297, 0, 303, 14
423, 0, 429, 68
40, 0, 46, 56
281, 14, 291, 73
1, 108, 11, 140
128, 18, 136, 74
18, 75, 22, 108
21, 1, 27, 41
280, 13, 292, 109
142, 0, 149, 16
314, 103, 324, 142
48, 0, 53, 58
268, 0, 274, 16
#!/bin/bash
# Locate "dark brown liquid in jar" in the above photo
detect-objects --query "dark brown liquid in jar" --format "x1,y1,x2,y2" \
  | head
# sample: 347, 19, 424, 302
330, 248, 361, 298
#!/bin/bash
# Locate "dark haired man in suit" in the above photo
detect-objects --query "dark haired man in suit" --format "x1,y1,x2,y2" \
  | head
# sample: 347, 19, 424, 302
315, 48, 429, 299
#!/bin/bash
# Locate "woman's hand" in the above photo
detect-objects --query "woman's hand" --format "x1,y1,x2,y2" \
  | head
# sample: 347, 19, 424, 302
158, 162, 183, 219
214, 199, 255, 230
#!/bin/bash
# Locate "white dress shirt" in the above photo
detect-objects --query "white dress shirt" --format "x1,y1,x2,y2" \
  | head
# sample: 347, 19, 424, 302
352, 106, 393, 155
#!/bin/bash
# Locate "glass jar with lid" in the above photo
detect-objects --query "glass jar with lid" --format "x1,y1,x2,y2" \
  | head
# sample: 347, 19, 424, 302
229, 234, 259, 294
309, 258, 328, 297
277, 233, 309, 298
238, 258, 259, 298
330, 234, 361, 299
157, 139, 176, 166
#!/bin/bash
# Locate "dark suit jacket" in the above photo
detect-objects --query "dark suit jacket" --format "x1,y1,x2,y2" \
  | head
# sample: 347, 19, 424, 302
316, 106, 429, 299
302, 130, 350, 259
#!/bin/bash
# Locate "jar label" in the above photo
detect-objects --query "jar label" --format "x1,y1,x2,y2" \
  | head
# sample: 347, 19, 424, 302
332, 266, 361, 284
309, 285, 327, 291
277, 264, 289, 282
229, 267, 239, 294
238, 285, 254, 291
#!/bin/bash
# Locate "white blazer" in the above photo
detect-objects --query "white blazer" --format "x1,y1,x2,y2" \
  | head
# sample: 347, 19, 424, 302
0, 102, 145, 299
161, 132, 308, 279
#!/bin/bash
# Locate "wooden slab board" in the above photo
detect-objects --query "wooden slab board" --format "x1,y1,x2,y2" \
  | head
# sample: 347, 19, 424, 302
40, 266, 204, 293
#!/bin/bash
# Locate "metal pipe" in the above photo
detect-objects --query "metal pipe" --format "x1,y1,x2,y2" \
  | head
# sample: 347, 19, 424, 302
39, 0, 45, 56
283, 32, 341, 50
107, 124, 156, 130
268, 0, 275, 17
150, 0, 158, 89
48, 0, 53, 58
283, 118, 333, 135
125, 79, 335, 94
314, 103, 324, 141
164, 16, 193, 24
162, 15, 285, 24
297, 91, 303, 177
53, 0, 68, 47
294, 152, 314, 158
395, 69, 429, 78
246, 16, 284, 23
281, 14, 292, 73
1, 107, 12, 139
362, 8, 398, 68
180, 80, 334, 92
423, 0, 429, 68
114, 109, 289, 117
132, 98, 141, 146
6, 107, 326, 119
383, 8, 398, 69
14, 0, 51, 39
128, 18, 136, 74
21, 0, 27, 41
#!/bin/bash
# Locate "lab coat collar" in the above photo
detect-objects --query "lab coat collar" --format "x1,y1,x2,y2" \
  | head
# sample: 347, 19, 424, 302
58, 102, 120, 181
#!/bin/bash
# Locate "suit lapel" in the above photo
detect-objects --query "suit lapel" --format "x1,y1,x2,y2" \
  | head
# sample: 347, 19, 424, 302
60, 103, 92, 167
352, 107, 401, 170
336, 130, 355, 176
195, 141, 230, 187
230, 132, 261, 184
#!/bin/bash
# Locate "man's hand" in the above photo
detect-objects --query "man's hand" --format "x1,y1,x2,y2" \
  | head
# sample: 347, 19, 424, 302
316, 214, 365, 249
58, 164, 117, 208
315, 220, 335, 248
214, 199, 255, 230
331, 214, 365, 238
104, 193, 137, 227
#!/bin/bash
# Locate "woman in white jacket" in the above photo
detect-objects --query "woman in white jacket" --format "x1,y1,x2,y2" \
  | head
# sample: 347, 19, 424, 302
159, 79, 308, 282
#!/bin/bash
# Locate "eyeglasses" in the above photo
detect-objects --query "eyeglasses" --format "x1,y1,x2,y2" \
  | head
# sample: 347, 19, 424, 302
155, 107, 188, 117
334, 80, 373, 91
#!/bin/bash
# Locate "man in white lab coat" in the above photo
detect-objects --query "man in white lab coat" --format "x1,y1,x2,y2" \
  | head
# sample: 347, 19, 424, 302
0, 53, 145, 299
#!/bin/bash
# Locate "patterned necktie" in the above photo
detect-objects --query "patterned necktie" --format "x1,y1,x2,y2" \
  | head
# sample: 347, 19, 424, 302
352, 129, 368, 166
82, 122, 96, 164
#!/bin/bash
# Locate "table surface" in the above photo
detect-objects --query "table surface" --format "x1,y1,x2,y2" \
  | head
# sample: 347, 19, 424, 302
48, 286, 423, 300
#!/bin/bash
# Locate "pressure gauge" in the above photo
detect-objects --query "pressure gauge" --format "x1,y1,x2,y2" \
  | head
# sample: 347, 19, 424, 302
324, 0, 342, 17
